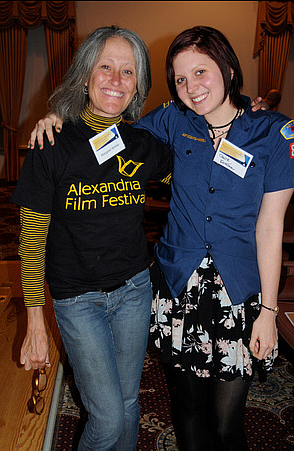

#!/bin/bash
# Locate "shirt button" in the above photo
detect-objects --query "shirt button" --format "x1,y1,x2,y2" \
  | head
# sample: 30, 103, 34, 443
209, 187, 215, 193
186, 150, 192, 155
250, 162, 255, 167
205, 244, 212, 250
206, 216, 212, 222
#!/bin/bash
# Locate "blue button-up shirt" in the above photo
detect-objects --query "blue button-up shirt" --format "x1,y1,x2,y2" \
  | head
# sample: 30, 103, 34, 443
134, 98, 294, 304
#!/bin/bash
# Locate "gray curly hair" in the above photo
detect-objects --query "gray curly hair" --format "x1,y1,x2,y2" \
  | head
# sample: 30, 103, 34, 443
48, 26, 151, 123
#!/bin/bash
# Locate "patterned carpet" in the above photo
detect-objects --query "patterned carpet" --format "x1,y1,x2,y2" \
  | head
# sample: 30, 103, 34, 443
1, 182, 294, 450
53, 348, 294, 451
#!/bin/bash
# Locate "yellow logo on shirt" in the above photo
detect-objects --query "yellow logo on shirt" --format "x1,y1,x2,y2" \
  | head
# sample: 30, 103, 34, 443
182, 133, 206, 143
117, 156, 144, 177
65, 177, 146, 210
64, 157, 146, 211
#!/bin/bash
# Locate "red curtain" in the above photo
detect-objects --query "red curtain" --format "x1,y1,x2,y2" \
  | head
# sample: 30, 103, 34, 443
0, 1, 77, 181
0, 22, 27, 182
44, 1, 77, 90
253, 1, 294, 100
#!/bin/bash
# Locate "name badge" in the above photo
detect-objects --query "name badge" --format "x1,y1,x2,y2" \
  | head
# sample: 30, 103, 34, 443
213, 138, 253, 178
89, 124, 125, 164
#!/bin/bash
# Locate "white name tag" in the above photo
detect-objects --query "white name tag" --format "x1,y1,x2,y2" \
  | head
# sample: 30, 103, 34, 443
89, 124, 125, 164
213, 138, 253, 178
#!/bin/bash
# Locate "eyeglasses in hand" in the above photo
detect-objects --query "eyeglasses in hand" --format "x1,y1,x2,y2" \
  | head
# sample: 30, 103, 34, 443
29, 368, 47, 415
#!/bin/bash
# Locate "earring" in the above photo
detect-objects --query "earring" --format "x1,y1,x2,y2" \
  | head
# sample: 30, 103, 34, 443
83, 86, 89, 95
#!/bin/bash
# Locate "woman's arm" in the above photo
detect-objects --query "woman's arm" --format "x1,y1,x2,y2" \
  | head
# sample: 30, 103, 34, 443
28, 98, 266, 150
250, 188, 293, 360
19, 207, 52, 370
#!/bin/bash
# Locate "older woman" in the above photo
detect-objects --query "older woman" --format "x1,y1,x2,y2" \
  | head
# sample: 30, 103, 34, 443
12, 26, 171, 451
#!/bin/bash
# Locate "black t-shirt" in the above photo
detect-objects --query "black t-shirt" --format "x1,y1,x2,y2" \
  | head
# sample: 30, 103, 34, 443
12, 120, 172, 299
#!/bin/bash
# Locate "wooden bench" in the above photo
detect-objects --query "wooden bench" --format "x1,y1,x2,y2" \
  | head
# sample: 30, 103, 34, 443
0, 261, 64, 450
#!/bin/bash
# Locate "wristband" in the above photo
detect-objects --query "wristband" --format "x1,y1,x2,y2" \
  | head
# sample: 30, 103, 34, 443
261, 304, 279, 314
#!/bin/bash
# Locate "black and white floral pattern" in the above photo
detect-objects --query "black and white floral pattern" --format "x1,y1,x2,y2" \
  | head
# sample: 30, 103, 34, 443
150, 255, 277, 381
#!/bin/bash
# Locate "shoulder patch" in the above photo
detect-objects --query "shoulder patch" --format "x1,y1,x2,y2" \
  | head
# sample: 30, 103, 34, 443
163, 100, 174, 109
280, 120, 294, 140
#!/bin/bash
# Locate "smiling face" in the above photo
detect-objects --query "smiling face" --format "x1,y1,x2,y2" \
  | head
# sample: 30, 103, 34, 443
173, 47, 234, 124
85, 36, 137, 118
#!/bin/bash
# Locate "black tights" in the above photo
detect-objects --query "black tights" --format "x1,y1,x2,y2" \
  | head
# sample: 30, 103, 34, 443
173, 370, 250, 451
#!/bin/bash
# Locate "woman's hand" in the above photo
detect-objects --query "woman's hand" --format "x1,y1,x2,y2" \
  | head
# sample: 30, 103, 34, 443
20, 307, 51, 371
28, 114, 62, 150
249, 308, 278, 360
251, 96, 268, 112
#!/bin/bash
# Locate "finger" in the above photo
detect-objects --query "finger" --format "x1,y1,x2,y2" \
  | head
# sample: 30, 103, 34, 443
33, 118, 48, 149
45, 352, 51, 368
55, 118, 63, 133
23, 357, 34, 371
254, 342, 273, 360
20, 348, 32, 369
28, 127, 38, 149
20, 353, 25, 366
36, 129, 45, 149
255, 349, 267, 361
249, 335, 258, 352
251, 96, 265, 112
44, 124, 55, 146
250, 339, 260, 358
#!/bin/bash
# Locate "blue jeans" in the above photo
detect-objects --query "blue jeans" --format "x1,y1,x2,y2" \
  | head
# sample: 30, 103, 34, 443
53, 268, 152, 451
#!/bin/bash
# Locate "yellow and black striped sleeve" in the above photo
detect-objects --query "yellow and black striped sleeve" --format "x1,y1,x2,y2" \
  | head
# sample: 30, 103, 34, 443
19, 207, 51, 307
160, 172, 172, 185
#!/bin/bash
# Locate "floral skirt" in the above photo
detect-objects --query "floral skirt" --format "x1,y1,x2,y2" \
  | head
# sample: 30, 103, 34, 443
150, 255, 277, 381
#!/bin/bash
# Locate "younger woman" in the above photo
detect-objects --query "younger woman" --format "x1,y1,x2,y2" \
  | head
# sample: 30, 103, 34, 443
137, 26, 294, 450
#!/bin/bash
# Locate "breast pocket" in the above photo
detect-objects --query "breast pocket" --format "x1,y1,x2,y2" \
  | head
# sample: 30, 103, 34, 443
173, 137, 207, 186
217, 160, 264, 210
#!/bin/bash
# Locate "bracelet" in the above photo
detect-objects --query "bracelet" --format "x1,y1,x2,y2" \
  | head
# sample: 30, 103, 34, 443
260, 304, 279, 314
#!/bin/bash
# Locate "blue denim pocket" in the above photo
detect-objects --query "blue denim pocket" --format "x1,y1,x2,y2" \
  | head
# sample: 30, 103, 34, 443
128, 268, 150, 289
53, 296, 79, 307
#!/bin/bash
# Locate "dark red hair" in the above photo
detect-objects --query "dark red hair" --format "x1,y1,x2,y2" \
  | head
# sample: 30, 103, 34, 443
166, 26, 246, 112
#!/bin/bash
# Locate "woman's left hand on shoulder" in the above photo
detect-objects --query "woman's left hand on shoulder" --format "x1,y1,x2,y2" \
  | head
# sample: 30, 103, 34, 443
251, 96, 268, 111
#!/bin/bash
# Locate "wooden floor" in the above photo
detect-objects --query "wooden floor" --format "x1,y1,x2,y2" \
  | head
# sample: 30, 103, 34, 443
0, 261, 63, 450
